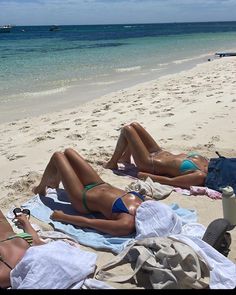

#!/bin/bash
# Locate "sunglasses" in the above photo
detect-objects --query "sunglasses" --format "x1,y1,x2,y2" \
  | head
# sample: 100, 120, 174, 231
13, 208, 30, 218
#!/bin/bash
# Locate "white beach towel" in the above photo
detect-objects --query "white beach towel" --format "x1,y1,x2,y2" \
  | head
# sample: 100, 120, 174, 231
10, 240, 97, 289
135, 200, 182, 240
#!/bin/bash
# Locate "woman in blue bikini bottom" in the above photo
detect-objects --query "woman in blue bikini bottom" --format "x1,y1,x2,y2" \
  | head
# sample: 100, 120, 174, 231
33, 148, 146, 237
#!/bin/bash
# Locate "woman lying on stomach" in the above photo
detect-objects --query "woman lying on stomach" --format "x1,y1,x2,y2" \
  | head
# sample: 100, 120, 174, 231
104, 122, 209, 189
33, 148, 146, 237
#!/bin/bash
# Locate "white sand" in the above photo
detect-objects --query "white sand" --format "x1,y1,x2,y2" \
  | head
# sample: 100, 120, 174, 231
0, 56, 236, 287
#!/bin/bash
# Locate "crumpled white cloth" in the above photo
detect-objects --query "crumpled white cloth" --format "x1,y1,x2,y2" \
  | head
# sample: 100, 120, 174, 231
181, 223, 206, 239
126, 177, 173, 200
170, 234, 236, 289
135, 200, 182, 240
10, 240, 97, 289
81, 278, 114, 289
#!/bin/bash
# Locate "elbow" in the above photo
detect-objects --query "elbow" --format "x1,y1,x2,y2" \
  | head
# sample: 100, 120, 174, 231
196, 171, 207, 186
116, 220, 135, 237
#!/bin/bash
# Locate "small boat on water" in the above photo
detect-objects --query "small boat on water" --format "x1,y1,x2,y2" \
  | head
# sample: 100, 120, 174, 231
215, 52, 236, 57
49, 25, 60, 32
0, 25, 12, 33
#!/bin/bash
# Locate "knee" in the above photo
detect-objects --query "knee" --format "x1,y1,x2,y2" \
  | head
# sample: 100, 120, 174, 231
64, 148, 75, 157
121, 124, 134, 136
52, 151, 64, 162
130, 121, 140, 129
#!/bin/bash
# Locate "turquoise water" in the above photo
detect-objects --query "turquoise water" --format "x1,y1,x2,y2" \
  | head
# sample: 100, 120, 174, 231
1, 22, 236, 121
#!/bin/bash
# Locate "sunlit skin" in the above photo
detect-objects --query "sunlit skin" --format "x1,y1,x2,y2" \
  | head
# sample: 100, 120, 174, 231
0, 212, 44, 288
33, 148, 144, 237
104, 122, 208, 189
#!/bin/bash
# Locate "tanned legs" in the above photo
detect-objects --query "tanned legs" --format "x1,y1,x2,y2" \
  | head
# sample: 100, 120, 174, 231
33, 148, 103, 213
104, 122, 162, 171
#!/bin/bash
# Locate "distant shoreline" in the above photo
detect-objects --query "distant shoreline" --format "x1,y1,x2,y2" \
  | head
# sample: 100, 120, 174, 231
0, 52, 214, 124
10, 20, 236, 27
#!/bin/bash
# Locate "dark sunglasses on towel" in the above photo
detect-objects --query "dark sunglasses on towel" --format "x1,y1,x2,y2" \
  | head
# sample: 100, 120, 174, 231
13, 208, 30, 218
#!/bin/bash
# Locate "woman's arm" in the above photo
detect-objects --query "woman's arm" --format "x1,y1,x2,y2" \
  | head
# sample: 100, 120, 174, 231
15, 214, 45, 245
51, 210, 135, 236
138, 170, 206, 189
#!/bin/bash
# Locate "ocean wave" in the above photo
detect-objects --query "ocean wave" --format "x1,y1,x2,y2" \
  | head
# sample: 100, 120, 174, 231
23, 86, 68, 97
123, 25, 136, 28
173, 53, 213, 64
115, 66, 141, 73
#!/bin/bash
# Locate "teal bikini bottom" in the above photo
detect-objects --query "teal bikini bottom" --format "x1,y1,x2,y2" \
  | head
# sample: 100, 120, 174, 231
179, 152, 202, 173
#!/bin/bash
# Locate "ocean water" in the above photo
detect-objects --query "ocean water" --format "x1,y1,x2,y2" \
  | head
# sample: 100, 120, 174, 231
1, 22, 236, 122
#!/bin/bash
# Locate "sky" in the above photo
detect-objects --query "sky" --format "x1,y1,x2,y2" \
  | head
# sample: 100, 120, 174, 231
0, 0, 236, 26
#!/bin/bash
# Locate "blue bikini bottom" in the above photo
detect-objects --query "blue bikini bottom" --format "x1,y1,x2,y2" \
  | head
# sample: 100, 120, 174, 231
112, 191, 145, 214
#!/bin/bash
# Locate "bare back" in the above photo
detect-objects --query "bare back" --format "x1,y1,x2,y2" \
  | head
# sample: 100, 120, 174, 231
0, 238, 29, 288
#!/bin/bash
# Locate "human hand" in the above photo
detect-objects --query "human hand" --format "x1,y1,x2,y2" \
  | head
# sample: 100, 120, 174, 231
137, 172, 148, 180
14, 213, 31, 230
50, 210, 65, 221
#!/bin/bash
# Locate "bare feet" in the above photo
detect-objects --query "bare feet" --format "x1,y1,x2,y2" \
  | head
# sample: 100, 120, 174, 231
103, 160, 118, 170
32, 185, 47, 196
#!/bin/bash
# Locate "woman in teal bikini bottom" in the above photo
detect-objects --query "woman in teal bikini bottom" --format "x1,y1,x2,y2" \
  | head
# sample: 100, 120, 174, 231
34, 148, 146, 237
104, 122, 209, 189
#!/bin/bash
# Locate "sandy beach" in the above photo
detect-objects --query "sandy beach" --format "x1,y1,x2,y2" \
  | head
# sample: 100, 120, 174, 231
1, 56, 236, 288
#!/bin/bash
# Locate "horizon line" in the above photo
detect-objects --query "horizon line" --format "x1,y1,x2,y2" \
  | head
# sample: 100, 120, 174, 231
5, 20, 236, 27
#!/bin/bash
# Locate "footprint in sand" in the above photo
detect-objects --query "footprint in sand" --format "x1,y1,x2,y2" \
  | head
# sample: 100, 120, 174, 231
181, 134, 194, 141
66, 134, 83, 140
33, 135, 55, 142
149, 110, 159, 115
19, 126, 31, 132
7, 154, 25, 161
211, 135, 220, 142
164, 123, 174, 127
46, 128, 70, 134
161, 112, 174, 117
92, 109, 101, 114
51, 119, 69, 125
163, 107, 173, 112
151, 100, 161, 104
204, 143, 215, 149
41, 117, 50, 122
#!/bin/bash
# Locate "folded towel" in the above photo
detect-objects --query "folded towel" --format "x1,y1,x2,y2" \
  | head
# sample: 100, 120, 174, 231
126, 177, 173, 200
